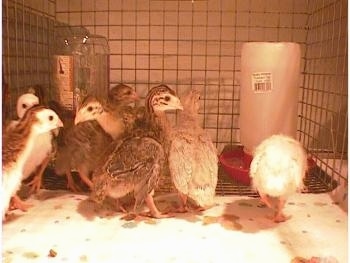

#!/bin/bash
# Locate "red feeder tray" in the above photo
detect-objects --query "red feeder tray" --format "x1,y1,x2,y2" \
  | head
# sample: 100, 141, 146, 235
219, 146, 253, 186
219, 146, 316, 186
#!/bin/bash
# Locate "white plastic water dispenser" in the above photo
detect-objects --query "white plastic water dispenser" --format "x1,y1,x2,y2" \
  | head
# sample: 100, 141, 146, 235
239, 42, 301, 154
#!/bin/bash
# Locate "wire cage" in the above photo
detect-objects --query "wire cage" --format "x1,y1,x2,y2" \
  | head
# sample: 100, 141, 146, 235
2, 0, 348, 202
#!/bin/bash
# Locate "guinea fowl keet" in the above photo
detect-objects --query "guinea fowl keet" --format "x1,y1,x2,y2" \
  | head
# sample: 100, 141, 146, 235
2, 106, 63, 220
169, 89, 218, 212
77, 85, 183, 219
5, 92, 58, 194
55, 119, 113, 191
249, 134, 308, 223
5, 93, 39, 132
23, 85, 64, 193
106, 83, 139, 114
55, 84, 139, 191
17, 93, 40, 119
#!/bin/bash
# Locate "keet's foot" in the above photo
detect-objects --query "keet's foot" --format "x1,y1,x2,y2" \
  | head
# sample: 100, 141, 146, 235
9, 195, 33, 212
273, 212, 291, 223
259, 194, 273, 208
145, 193, 172, 218
26, 175, 41, 193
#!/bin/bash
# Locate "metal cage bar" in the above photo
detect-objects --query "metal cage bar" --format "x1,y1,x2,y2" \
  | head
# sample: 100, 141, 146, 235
299, 0, 347, 193
2, 0, 56, 120
3, 0, 348, 196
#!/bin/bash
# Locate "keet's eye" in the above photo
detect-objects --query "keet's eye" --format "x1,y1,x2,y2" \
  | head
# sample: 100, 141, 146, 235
164, 96, 170, 102
48, 115, 54, 121
87, 106, 93, 112
22, 104, 27, 109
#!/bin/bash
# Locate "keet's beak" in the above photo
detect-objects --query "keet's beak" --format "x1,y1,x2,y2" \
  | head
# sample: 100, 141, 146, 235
74, 115, 81, 125
57, 118, 64, 128
132, 91, 140, 101
172, 96, 184, 110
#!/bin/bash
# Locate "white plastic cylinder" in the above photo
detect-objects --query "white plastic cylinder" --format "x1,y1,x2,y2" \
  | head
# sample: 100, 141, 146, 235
239, 42, 301, 153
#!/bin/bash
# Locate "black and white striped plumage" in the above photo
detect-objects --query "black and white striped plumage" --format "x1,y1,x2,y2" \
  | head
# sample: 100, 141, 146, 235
169, 90, 218, 211
2, 106, 63, 219
83, 85, 183, 218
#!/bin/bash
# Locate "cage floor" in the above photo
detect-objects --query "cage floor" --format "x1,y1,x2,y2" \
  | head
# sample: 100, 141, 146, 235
38, 162, 339, 198
2, 190, 347, 263
213, 165, 339, 197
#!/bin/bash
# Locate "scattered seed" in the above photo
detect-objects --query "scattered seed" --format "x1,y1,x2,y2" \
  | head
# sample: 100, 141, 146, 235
221, 220, 243, 231
23, 252, 39, 259
314, 202, 328, 207
222, 213, 239, 221
48, 249, 57, 257
257, 203, 267, 208
202, 216, 219, 225
54, 204, 63, 209
238, 202, 253, 207
121, 214, 136, 221
220, 214, 242, 230
291, 256, 308, 263
122, 222, 137, 228
180, 213, 201, 223
144, 219, 157, 225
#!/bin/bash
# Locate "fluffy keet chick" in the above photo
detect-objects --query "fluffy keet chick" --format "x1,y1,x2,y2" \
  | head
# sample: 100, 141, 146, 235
75, 97, 127, 140
169, 90, 218, 211
11, 92, 60, 193
55, 84, 139, 191
249, 134, 307, 222
17, 93, 40, 119
106, 84, 140, 133
82, 85, 183, 218
107, 83, 139, 111
5, 93, 39, 132
2, 106, 63, 219
5, 93, 55, 193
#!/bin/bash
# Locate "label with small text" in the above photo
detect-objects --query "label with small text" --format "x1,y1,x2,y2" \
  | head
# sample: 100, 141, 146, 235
251, 72, 273, 93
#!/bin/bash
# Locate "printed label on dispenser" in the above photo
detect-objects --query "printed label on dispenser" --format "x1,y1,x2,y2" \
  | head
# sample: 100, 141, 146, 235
53, 55, 74, 110
251, 72, 273, 93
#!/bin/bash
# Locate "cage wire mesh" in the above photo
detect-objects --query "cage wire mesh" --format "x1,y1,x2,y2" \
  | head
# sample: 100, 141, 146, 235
2, 0, 56, 120
2, 0, 348, 197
